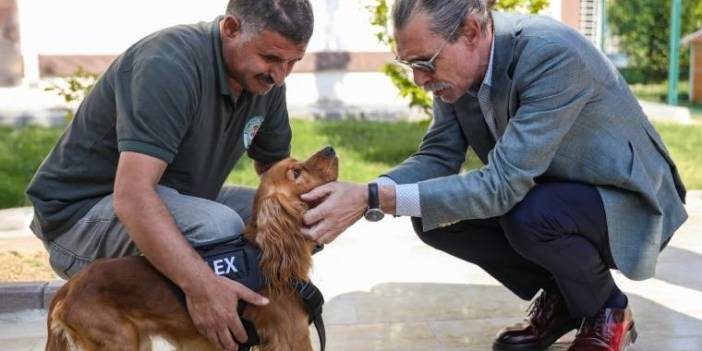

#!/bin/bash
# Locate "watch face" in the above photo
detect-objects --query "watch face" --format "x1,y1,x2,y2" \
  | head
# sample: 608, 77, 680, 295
364, 208, 384, 222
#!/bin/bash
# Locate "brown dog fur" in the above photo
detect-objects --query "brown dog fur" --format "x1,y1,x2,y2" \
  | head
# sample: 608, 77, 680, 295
45, 148, 338, 351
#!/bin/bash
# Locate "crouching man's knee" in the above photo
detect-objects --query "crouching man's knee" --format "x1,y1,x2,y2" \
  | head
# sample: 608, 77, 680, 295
411, 216, 448, 248
499, 204, 551, 259
177, 204, 246, 246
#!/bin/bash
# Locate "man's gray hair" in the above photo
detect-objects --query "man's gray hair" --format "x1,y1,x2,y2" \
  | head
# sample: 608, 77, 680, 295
226, 0, 314, 45
392, 0, 492, 42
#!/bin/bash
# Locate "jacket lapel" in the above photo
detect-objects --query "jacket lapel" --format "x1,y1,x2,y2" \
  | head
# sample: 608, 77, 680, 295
453, 13, 518, 163
454, 94, 493, 164
488, 12, 517, 137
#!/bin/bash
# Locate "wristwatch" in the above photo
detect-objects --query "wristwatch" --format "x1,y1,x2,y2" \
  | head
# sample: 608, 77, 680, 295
364, 183, 385, 222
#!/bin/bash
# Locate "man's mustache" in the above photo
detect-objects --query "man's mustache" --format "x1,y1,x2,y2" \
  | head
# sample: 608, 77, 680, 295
256, 74, 275, 85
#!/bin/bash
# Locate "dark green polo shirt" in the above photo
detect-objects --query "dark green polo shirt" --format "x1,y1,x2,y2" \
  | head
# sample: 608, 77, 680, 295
26, 17, 291, 239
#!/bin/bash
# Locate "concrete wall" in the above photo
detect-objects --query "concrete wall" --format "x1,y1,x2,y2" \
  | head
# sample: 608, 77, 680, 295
16, 0, 385, 56
9, 0, 572, 120
0, 0, 21, 86
15, 0, 388, 80
14, 0, 426, 119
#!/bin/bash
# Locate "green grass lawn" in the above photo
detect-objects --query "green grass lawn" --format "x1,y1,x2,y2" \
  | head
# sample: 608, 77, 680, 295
655, 122, 702, 191
629, 80, 702, 120
1, 119, 701, 209
228, 119, 428, 186
227, 119, 483, 187
0, 126, 66, 208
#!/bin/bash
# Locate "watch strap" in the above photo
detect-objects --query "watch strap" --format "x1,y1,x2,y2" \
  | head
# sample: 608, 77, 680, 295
368, 183, 380, 210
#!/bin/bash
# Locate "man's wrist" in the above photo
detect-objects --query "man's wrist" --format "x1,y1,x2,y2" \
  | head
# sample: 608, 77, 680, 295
353, 183, 367, 219
379, 185, 396, 214
175, 253, 218, 294
358, 183, 369, 210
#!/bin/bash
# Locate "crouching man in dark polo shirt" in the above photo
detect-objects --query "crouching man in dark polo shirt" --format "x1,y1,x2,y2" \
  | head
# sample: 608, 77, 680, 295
25, 1, 313, 349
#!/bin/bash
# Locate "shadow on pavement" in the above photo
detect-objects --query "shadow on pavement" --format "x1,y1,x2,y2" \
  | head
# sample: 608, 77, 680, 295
655, 246, 702, 293
322, 282, 702, 351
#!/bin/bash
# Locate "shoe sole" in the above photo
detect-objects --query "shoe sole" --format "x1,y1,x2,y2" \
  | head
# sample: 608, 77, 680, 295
491, 323, 579, 351
622, 322, 638, 351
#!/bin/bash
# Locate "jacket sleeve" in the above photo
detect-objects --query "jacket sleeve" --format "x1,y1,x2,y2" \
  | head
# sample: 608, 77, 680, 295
417, 40, 595, 231
382, 98, 469, 184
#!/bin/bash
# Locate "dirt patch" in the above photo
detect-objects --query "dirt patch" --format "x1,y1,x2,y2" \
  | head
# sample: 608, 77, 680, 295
0, 250, 56, 281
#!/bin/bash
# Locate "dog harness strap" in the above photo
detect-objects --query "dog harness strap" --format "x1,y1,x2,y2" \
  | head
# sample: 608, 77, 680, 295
195, 236, 265, 292
313, 313, 326, 351
194, 236, 264, 350
292, 279, 326, 351
236, 318, 260, 351
189, 236, 327, 350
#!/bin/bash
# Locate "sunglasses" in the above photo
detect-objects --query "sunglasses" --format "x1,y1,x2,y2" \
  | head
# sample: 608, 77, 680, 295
395, 21, 462, 74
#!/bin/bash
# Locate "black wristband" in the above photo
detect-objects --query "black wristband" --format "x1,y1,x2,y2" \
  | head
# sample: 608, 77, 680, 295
368, 183, 380, 209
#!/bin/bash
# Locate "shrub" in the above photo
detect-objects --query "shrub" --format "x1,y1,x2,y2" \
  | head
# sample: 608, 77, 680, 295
0, 126, 63, 208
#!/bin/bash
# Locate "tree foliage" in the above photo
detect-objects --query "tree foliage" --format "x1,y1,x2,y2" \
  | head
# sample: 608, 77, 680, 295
44, 66, 98, 121
366, 0, 549, 115
608, 0, 702, 83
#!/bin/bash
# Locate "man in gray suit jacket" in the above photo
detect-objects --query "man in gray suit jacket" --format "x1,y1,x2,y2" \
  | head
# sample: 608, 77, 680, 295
301, 1, 687, 350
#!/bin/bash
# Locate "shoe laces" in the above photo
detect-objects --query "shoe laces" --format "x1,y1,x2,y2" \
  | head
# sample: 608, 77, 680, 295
526, 290, 554, 319
581, 310, 610, 341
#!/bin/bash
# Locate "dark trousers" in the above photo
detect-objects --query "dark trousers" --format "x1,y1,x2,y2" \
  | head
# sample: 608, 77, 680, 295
412, 182, 617, 317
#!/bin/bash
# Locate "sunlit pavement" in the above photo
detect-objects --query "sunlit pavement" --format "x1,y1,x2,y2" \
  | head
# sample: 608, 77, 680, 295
1, 192, 701, 350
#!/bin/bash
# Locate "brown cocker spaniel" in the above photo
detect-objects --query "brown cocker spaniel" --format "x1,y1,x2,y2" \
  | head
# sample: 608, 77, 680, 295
45, 147, 339, 351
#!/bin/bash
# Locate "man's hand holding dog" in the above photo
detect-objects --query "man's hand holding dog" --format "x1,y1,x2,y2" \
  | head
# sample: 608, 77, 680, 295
114, 152, 269, 351
184, 272, 269, 351
301, 181, 396, 244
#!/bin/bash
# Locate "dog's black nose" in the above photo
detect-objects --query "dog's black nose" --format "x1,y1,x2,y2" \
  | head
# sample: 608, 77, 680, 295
323, 146, 335, 158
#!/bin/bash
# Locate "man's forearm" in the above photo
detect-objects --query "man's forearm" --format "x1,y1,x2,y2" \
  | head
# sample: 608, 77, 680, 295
113, 187, 212, 293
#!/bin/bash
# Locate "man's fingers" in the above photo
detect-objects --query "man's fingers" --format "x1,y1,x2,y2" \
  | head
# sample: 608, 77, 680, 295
309, 220, 332, 244
236, 285, 270, 306
318, 227, 342, 246
228, 315, 248, 346
217, 327, 239, 351
205, 330, 223, 351
300, 182, 333, 201
303, 206, 324, 226
301, 222, 326, 243
300, 225, 313, 239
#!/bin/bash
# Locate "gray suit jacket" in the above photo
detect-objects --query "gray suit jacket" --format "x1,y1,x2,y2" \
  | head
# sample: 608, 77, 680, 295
384, 12, 687, 280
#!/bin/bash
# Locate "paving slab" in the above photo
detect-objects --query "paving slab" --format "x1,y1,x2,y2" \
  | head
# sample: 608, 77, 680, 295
1, 192, 701, 350
0, 282, 47, 313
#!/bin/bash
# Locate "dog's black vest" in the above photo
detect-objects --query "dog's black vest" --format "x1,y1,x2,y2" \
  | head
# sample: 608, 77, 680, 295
171, 236, 326, 351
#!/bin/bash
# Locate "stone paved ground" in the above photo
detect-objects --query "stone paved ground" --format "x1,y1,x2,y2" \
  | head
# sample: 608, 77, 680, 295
1, 192, 701, 350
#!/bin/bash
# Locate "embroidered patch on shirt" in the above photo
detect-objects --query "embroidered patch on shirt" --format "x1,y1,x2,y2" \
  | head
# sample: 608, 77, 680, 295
243, 116, 264, 149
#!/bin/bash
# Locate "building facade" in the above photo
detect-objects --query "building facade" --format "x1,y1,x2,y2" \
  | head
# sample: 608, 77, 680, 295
4, 0, 607, 119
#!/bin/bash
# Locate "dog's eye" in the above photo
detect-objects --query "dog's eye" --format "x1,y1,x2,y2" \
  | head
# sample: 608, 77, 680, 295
292, 168, 302, 179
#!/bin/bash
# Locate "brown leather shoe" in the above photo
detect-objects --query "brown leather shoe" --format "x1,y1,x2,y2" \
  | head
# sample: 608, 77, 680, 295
567, 305, 637, 351
493, 290, 582, 350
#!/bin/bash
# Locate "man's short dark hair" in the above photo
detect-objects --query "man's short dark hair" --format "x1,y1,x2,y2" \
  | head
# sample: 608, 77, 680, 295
226, 0, 314, 45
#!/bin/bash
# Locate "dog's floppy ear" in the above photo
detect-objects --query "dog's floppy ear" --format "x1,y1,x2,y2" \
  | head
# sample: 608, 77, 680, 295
256, 194, 306, 229
255, 195, 311, 294
256, 196, 288, 230
279, 193, 309, 220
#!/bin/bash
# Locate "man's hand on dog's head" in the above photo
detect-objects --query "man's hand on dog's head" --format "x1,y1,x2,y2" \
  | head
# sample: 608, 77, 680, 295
301, 181, 367, 244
